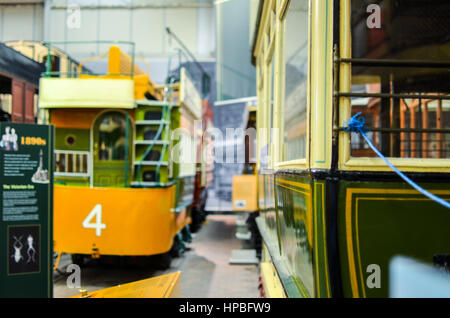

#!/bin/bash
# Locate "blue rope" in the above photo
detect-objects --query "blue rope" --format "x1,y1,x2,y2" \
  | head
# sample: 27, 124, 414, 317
345, 112, 450, 209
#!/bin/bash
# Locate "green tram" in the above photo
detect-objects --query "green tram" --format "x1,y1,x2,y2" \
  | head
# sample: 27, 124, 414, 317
252, 0, 450, 297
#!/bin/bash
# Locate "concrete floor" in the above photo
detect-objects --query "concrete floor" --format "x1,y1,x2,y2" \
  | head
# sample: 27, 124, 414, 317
53, 214, 259, 298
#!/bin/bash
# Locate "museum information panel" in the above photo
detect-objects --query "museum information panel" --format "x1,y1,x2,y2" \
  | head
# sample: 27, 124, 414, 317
0, 123, 54, 298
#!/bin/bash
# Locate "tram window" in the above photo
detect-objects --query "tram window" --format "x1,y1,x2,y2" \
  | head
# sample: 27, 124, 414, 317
144, 128, 162, 141
349, 0, 450, 159
72, 63, 78, 78
95, 113, 127, 161
283, 0, 309, 161
144, 110, 162, 121
43, 55, 60, 77
144, 150, 161, 161
143, 170, 156, 182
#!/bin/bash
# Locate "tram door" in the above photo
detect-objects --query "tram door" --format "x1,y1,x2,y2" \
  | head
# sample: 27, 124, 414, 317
93, 111, 132, 187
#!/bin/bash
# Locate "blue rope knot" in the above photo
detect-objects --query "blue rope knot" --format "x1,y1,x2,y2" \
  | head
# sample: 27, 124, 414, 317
345, 112, 367, 133
343, 112, 450, 209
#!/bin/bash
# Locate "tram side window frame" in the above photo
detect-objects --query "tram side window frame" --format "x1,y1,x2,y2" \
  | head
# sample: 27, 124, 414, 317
257, 0, 278, 171
266, 0, 277, 170
255, 0, 313, 171
274, 0, 311, 169
338, 0, 450, 173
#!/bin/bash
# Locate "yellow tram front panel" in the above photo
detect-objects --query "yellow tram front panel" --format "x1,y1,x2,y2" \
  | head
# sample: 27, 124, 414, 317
232, 175, 258, 212
72, 271, 182, 298
53, 185, 179, 256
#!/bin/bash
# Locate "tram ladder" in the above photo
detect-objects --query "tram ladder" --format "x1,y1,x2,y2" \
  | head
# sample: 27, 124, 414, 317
134, 101, 172, 186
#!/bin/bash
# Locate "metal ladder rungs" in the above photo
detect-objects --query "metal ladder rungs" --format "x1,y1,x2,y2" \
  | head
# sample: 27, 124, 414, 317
133, 161, 169, 166
135, 100, 178, 107
134, 140, 169, 145
135, 120, 170, 125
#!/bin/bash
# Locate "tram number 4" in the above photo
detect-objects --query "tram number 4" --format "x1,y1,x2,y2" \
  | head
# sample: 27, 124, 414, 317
82, 204, 106, 236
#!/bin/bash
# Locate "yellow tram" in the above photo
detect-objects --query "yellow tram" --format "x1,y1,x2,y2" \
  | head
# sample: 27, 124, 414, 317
38, 43, 203, 267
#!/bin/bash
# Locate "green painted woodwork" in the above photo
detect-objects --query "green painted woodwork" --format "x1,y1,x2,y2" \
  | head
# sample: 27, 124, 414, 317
55, 128, 90, 151
274, 176, 315, 298
51, 104, 184, 188
135, 125, 170, 142
170, 107, 181, 180
54, 176, 89, 187
133, 104, 181, 185
259, 174, 318, 297
134, 105, 170, 121
134, 144, 168, 162
257, 217, 305, 298
92, 111, 132, 188
132, 165, 170, 184
93, 160, 132, 187
337, 180, 450, 298
174, 175, 195, 212
312, 181, 332, 298
260, 174, 277, 240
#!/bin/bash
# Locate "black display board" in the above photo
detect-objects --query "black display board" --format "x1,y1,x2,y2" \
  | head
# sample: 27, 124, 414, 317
0, 122, 54, 298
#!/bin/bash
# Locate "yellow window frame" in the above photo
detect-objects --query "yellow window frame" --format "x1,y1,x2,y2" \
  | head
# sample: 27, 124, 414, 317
270, 0, 334, 171
256, 0, 278, 171
274, 0, 315, 170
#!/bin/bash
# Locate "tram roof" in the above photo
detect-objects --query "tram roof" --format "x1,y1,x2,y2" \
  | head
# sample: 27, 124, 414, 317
0, 42, 44, 86
250, 0, 264, 66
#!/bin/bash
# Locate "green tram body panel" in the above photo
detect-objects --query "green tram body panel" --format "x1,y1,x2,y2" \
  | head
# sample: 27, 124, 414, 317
55, 128, 90, 151
93, 160, 132, 188
175, 175, 196, 212
258, 172, 450, 298
52, 104, 193, 213
337, 180, 450, 298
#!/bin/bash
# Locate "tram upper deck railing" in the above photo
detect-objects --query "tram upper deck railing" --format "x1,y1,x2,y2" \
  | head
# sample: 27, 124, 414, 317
41, 41, 137, 78
38, 41, 203, 113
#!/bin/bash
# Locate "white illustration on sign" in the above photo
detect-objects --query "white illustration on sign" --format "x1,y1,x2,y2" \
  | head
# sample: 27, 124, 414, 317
82, 204, 106, 237
32, 149, 49, 184
26, 235, 36, 263
1, 126, 18, 151
11, 236, 23, 263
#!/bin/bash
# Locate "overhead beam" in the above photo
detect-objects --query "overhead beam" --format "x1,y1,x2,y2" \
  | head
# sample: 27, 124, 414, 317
0, 0, 43, 5
50, 4, 213, 10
